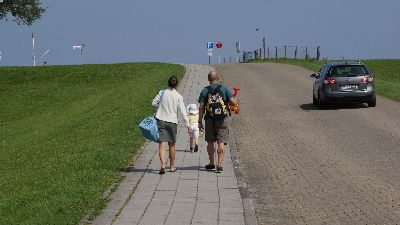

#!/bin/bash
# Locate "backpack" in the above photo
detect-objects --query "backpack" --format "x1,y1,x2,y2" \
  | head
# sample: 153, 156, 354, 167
205, 85, 229, 119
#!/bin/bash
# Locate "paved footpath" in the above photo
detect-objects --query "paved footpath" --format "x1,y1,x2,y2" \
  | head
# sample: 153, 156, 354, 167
90, 64, 255, 225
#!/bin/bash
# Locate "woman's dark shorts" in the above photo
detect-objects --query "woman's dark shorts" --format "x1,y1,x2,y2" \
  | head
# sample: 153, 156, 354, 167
157, 119, 178, 143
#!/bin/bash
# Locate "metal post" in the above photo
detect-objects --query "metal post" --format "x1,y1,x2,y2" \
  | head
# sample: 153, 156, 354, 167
267, 47, 270, 59
263, 37, 266, 59
317, 46, 320, 61
275, 46, 278, 59
80, 47, 83, 64
209, 56, 210, 64
305, 47, 308, 59
32, 32, 36, 66
295, 46, 298, 59
284, 45, 287, 58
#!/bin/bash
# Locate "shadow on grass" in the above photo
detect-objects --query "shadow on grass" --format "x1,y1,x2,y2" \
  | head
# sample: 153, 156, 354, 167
300, 103, 368, 111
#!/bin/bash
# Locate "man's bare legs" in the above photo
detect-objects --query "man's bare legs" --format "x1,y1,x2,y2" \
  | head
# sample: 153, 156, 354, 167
217, 142, 224, 167
207, 142, 215, 166
207, 142, 224, 167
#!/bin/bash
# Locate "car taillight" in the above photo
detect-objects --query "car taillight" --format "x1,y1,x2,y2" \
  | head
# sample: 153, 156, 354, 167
361, 76, 374, 83
323, 78, 336, 85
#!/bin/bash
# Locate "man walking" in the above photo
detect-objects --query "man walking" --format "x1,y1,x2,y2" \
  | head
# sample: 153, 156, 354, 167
198, 71, 238, 173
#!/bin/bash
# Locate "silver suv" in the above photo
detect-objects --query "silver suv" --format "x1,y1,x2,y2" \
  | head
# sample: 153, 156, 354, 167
311, 61, 376, 108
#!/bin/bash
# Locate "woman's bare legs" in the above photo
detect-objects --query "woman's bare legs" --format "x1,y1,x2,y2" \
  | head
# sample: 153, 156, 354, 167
168, 142, 176, 171
159, 141, 167, 170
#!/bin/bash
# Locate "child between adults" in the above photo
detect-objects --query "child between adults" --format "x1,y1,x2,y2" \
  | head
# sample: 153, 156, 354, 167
187, 104, 200, 152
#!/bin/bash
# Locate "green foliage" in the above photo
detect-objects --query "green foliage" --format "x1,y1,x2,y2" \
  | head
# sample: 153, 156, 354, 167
0, 63, 185, 224
0, 0, 46, 25
256, 58, 400, 103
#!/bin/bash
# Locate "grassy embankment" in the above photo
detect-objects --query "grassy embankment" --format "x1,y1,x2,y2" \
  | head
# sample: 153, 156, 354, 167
0, 63, 184, 224
254, 58, 400, 102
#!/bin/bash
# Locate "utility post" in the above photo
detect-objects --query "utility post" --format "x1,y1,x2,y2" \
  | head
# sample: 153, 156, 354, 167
263, 37, 266, 59
275, 46, 278, 59
295, 46, 298, 59
32, 32, 36, 66
73, 43, 86, 64
267, 47, 270, 59
317, 46, 321, 61
284, 45, 287, 59
305, 47, 309, 59
235, 41, 241, 63
80, 44, 85, 64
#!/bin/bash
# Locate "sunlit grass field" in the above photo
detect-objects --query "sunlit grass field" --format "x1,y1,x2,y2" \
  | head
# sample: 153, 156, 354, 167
0, 63, 184, 224
254, 58, 400, 102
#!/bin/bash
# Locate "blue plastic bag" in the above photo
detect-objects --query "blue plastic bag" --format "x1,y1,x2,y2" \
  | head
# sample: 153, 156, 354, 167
139, 116, 159, 142
138, 90, 164, 142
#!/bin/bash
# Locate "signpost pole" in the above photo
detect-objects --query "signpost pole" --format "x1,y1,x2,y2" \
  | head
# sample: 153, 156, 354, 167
207, 42, 214, 64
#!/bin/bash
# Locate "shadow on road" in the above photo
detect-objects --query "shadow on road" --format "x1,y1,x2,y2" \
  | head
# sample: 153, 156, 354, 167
300, 103, 369, 111
118, 165, 205, 174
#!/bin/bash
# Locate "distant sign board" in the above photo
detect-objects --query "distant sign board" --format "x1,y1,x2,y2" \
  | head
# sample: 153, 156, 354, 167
208, 49, 213, 56
207, 42, 214, 49
236, 41, 240, 54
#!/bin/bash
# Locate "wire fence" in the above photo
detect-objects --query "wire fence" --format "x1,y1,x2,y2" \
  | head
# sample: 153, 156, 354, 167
242, 45, 322, 62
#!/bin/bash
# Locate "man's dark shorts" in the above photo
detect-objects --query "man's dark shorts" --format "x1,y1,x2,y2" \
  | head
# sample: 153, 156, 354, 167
205, 117, 229, 144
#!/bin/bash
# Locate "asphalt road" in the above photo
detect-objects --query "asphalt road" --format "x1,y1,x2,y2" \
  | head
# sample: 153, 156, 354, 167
216, 63, 400, 225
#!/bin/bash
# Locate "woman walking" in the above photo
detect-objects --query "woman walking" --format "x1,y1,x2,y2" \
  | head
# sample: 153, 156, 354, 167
152, 76, 191, 174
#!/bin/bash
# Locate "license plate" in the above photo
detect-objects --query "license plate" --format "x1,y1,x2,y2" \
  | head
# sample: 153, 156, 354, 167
341, 85, 358, 90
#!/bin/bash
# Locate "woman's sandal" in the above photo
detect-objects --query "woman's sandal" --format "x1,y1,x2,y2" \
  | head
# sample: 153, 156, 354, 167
170, 168, 177, 173
159, 168, 166, 174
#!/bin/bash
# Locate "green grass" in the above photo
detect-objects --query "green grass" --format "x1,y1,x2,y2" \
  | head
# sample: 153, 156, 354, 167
0, 63, 184, 225
252, 58, 400, 102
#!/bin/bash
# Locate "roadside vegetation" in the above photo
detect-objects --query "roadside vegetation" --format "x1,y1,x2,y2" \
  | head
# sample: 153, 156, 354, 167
253, 58, 400, 102
0, 63, 184, 224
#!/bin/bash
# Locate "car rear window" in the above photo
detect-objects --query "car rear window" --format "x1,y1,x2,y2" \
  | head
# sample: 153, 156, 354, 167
328, 65, 369, 77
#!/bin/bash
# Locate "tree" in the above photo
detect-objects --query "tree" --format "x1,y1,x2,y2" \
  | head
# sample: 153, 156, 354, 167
0, 0, 46, 26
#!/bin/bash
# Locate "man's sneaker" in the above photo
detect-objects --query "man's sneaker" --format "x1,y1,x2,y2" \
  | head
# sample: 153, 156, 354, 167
205, 164, 216, 171
194, 144, 199, 153
215, 167, 223, 173
190, 146, 193, 152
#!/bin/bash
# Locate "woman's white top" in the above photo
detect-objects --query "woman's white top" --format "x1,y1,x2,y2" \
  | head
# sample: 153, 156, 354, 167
152, 88, 190, 127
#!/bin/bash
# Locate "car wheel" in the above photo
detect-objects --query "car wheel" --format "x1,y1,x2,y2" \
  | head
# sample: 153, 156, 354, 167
367, 97, 376, 107
317, 92, 325, 109
312, 92, 317, 105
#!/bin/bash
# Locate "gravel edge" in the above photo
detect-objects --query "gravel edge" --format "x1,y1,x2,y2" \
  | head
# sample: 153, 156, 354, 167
229, 122, 259, 225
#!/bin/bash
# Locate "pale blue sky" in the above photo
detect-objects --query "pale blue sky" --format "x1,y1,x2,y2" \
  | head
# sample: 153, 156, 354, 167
1, 0, 399, 66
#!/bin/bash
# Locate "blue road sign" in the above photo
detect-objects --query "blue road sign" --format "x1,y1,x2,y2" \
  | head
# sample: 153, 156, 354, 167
207, 42, 214, 49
